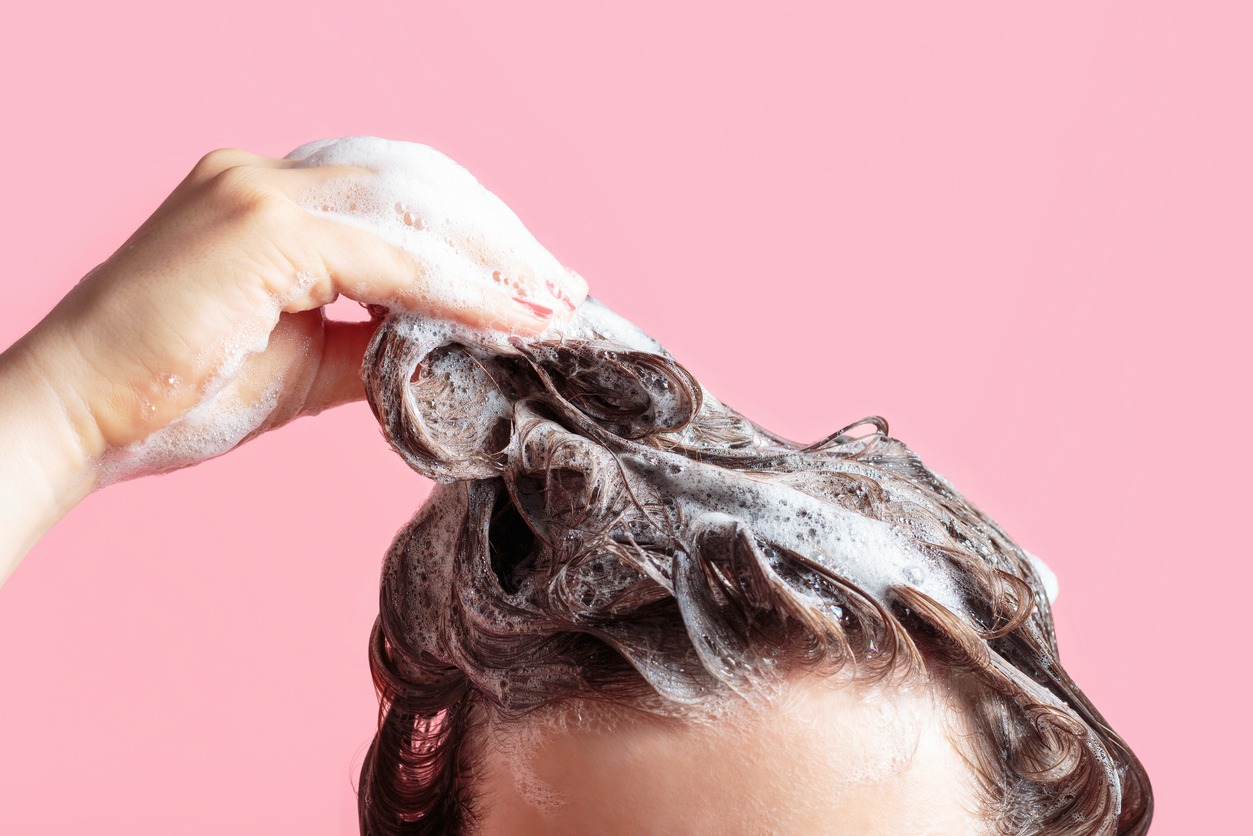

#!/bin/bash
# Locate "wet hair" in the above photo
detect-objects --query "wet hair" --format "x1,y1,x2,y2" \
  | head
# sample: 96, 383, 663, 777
355, 300, 1152, 835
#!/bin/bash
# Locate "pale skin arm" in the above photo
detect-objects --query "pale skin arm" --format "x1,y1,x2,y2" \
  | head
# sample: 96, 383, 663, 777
0, 148, 586, 586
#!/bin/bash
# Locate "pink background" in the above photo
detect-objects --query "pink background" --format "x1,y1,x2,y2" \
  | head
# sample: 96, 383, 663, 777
0, 2, 1246, 832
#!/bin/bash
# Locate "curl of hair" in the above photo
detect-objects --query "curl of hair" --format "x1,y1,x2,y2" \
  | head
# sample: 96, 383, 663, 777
356, 304, 1152, 835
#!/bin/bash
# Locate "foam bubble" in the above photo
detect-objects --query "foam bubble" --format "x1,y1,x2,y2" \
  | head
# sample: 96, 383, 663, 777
99, 375, 283, 485
661, 475, 969, 620
96, 308, 283, 484
285, 136, 586, 328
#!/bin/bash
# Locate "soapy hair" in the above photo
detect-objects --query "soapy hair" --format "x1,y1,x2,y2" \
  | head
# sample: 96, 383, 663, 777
354, 301, 1152, 836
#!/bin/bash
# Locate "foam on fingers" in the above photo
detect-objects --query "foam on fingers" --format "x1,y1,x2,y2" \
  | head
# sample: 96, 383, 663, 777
284, 137, 586, 329
93, 137, 584, 483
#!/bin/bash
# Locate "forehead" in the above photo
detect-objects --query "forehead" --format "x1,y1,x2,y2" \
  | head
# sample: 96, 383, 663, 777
473, 676, 987, 835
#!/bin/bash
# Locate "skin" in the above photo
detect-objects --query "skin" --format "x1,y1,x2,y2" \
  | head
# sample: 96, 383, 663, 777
474, 675, 990, 836
0, 147, 587, 585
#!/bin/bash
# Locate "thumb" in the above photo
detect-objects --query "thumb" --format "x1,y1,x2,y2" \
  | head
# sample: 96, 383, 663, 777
304, 319, 379, 415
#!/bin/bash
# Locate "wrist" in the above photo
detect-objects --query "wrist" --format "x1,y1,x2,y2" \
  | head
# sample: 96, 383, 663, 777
0, 328, 100, 584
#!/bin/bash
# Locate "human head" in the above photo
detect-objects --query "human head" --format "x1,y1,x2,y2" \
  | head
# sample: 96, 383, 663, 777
356, 300, 1152, 835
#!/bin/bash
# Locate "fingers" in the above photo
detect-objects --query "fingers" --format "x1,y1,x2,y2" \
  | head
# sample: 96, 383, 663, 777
278, 211, 555, 334
187, 147, 586, 336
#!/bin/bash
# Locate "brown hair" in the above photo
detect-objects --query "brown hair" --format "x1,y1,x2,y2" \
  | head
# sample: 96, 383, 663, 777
356, 301, 1152, 835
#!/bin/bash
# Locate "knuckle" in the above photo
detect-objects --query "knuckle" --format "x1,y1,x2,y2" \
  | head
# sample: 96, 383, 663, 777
204, 164, 285, 217
189, 147, 247, 182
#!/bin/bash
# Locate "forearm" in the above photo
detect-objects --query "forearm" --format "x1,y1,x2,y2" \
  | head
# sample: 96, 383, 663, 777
0, 331, 97, 586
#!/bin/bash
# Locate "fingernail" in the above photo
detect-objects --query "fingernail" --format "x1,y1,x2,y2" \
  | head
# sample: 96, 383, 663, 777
545, 278, 578, 312
512, 296, 553, 320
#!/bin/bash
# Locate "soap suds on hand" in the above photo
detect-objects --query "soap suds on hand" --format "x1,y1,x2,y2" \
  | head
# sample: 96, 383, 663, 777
98, 136, 586, 483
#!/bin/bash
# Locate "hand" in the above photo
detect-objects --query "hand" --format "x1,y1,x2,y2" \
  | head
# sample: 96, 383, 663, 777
0, 145, 588, 580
